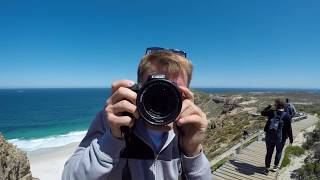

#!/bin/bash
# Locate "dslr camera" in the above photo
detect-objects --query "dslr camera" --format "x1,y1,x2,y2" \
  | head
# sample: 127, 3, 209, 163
130, 74, 182, 126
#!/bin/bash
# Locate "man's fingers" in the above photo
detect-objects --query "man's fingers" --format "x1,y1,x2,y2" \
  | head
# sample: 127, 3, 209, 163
179, 86, 194, 101
179, 99, 202, 117
180, 99, 193, 114
179, 103, 198, 119
108, 87, 137, 105
177, 114, 202, 126
109, 100, 139, 119
108, 113, 135, 128
111, 80, 135, 94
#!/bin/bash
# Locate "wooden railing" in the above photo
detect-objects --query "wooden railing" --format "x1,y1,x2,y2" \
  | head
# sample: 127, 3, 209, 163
210, 130, 264, 167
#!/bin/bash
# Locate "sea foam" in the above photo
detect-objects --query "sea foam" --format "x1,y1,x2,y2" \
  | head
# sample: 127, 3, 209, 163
8, 130, 87, 152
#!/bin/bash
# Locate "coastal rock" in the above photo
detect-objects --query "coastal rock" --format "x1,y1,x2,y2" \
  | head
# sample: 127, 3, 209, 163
213, 96, 227, 103
0, 134, 33, 180
212, 95, 242, 114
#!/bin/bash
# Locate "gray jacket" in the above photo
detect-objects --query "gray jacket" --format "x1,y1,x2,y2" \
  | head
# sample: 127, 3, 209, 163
62, 111, 213, 180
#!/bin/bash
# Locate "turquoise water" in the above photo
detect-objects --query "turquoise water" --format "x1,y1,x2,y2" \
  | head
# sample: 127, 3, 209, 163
0, 88, 109, 151
0, 88, 318, 151
0, 88, 109, 139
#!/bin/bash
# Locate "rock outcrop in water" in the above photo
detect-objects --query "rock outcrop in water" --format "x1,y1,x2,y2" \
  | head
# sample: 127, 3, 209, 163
0, 134, 33, 180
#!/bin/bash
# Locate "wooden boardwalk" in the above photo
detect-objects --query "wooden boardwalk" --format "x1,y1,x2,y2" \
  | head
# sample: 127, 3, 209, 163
212, 115, 319, 180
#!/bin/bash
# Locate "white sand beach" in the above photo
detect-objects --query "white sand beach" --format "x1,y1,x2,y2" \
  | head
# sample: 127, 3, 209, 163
27, 142, 79, 180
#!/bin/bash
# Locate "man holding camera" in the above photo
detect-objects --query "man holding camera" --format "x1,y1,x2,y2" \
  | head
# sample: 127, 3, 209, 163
62, 47, 212, 180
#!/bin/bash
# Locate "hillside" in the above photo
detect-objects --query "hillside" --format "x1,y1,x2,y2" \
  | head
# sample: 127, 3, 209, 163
193, 91, 320, 160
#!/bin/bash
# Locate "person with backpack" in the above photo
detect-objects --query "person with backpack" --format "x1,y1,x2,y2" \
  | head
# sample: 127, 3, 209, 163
285, 98, 296, 120
261, 98, 293, 174
280, 98, 296, 158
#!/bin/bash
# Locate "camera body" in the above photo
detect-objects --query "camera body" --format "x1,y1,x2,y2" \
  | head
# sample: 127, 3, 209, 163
131, 74, 182, 126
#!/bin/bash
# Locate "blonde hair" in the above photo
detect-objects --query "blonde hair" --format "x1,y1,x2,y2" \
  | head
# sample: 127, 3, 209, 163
137, 51, 193, 86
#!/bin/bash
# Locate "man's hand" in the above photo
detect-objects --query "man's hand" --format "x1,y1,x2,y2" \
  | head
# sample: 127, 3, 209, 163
176, 86, 208, 157
105, 80, 139, 138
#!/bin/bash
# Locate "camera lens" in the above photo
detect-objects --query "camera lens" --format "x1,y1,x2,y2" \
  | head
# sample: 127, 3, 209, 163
144, 85, 176, 117
137, 79, 182, 126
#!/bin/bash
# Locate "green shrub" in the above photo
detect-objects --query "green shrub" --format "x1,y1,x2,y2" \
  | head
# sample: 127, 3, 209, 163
297, 163, 320, 179
288, 146, 305, 156
303, 121, 320, 150
281, 146, 305, 168
281, 154, 291, 168
293, 121, 320, 179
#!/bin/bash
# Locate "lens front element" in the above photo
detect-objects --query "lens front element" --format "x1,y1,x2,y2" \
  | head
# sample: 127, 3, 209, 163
137, 79, 182, 126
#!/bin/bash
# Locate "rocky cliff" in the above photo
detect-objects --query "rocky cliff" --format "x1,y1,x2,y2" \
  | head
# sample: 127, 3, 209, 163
0, 134, 33, 180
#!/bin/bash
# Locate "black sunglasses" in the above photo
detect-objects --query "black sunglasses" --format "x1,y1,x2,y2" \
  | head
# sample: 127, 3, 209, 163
145, 47, 187, 58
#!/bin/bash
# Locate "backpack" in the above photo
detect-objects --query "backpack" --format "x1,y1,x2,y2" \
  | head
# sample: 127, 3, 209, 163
269, 111, 285, 131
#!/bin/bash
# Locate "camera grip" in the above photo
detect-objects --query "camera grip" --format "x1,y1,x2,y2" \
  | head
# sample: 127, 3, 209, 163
120, 112, 135, 142
120, 126, 130, 136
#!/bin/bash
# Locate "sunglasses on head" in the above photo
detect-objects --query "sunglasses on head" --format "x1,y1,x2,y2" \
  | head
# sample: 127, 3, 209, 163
145, 47, 187, 58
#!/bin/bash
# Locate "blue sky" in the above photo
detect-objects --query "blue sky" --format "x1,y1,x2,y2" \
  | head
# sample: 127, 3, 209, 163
0, 0, 319, 88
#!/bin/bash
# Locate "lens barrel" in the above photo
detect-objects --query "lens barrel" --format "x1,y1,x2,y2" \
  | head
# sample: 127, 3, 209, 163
136, 77, 182, 126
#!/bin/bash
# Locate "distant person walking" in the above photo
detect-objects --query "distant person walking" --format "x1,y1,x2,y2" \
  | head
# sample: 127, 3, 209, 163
285, 98, 296, 120
261, 98, 293, 174
281, 98, 296, 156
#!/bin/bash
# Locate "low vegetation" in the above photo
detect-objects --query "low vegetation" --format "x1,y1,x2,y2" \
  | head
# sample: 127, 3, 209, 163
281, 146, 305, 168
291, 121, 320, 179
303, 121, 320, 150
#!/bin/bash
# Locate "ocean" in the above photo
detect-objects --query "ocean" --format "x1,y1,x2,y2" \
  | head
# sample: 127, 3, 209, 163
194, 88, 320, 94
0, 88, 319, 151
0, 88, 109, 151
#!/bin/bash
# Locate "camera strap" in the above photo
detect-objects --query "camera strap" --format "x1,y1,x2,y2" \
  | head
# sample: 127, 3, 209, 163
178, 134, 188, 180
121, 126, 132, 180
